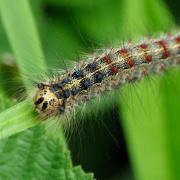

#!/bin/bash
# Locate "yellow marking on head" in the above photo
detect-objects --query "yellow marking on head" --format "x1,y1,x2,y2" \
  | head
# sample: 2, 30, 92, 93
34, 86, 64, 119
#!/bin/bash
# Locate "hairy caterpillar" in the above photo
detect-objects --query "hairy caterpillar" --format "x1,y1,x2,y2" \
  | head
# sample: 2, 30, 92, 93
34, 32, 180, 120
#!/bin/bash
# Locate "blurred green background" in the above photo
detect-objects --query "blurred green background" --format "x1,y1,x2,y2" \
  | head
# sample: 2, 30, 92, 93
0, 0, 179, 179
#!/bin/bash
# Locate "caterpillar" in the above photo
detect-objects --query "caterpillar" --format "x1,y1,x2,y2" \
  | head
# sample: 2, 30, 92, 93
34, 32, 180, 120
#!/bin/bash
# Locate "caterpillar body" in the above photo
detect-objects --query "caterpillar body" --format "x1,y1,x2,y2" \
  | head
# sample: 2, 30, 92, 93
34, 32, 180, 119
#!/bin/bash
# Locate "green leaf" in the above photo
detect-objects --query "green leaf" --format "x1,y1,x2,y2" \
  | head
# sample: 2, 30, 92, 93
0, 101, 38, 139
43, 20, 84, 66
0, 125, 94, 180
161, 69, 180, 180
119, 0, 174, 38
0, 93, 13, 113
75, 0, 122, 44
0, 0, 47, 89
121, 68, 180, 180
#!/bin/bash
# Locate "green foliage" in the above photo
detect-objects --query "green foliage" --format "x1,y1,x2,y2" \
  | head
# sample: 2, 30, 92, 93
0, 101, 38, 139
0, 0, 47, 89
0, 125, 93, 180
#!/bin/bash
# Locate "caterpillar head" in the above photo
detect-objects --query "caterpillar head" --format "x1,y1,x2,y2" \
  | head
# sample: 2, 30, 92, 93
33, 84, 64, 119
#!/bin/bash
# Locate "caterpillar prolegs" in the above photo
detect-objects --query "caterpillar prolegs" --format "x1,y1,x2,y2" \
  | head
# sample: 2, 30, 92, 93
34, 32, 180, 120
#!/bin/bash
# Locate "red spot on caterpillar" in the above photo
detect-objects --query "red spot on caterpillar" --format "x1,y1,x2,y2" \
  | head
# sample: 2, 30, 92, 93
103, 55, 112, 64
145, 55, 152, 63
156, 40, 170, 59
139, 44, 148, 49
119, 48, 128, 54
119, 48, 135, 68
175, 36, 180, 43
139, 43, 152, 63
127, 59, 135, 67
175, 36, 180, 51
111, 66, 119, 74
